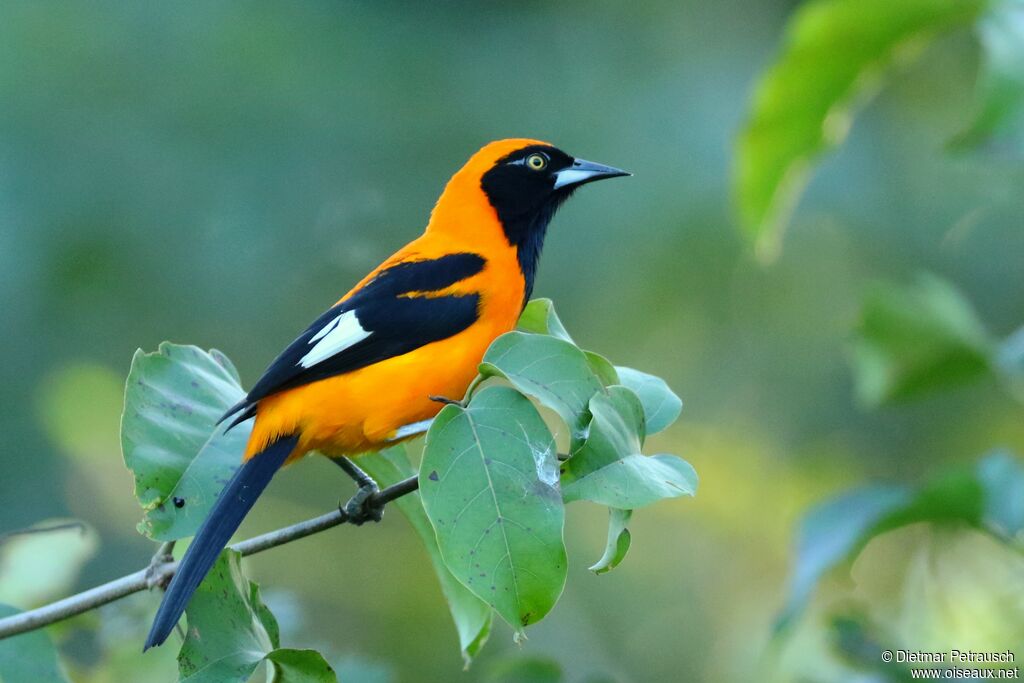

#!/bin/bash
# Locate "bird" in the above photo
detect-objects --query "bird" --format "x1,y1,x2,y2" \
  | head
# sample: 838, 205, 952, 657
143, 138, 629, 650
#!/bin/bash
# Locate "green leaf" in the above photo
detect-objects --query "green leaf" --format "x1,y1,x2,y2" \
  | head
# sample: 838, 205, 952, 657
517, 298, 628, 390
872, 468, 985, 533
584, 351, 620, 387
777, 485, 911, 631
0, 604, 69, 683
265, 650, 338, 683
614, 366, 682, 434
0, 520, 97, 608
121, 342, 252, 541
563, 387, 645, 475
419, 386, 567, 634
177, 551, 275, 683
589, 508, 633, 575
735, 0, 984, 258
177, 550, 338, 683
851, 274, 994, 407
479, 332, 604, 448
562, 454, 697, 508
358, 446, 492, 665
951, 0, 1024, 154
517, 298, 574, 343
561, 387, 696, 508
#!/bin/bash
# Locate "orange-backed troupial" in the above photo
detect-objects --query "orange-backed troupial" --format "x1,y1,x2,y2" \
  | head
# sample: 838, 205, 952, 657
144, 138, 629, 649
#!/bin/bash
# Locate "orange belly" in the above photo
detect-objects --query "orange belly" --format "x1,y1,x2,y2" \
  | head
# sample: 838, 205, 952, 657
244, 291, 520, 464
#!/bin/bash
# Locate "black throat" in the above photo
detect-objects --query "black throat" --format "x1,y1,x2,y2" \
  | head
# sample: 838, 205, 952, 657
481, 176, 571, 305
495, 198, 566, 304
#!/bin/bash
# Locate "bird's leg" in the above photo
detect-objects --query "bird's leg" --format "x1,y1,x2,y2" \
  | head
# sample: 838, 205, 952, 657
332, 457, 383, 525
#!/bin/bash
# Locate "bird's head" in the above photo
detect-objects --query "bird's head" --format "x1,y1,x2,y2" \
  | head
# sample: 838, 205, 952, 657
437, 138, 629, 231
430, 138, 629, 301
475, 138, 630, 222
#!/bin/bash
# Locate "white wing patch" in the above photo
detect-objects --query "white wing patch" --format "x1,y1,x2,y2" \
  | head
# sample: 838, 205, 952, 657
299, 310, 371, 369
388, 418, 434, 442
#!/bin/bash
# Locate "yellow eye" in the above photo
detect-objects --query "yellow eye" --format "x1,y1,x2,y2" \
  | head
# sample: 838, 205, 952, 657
525, 153, 547, 171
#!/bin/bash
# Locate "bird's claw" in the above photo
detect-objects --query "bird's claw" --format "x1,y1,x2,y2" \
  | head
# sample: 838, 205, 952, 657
145, 541, 176, 590
341, 483, 383, 526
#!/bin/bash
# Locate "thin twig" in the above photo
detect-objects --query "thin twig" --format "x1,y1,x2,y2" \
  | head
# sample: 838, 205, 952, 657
0, 521, 87, 545
0, 474, 420, 641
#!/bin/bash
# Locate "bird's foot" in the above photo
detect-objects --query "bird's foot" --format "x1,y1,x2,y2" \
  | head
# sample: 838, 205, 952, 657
145, 541, 176, 590
341, 482, 383, 526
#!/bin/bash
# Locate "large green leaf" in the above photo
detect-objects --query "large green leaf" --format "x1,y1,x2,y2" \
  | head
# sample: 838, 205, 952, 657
122, 342, 252, 541
615, 367, 682, 434
178, 550, 338, 683
561, 387, 697, 508
478, 332, 604, 448
358, 446, 492, 665
177, 550, 276, 682
851, 274, 995, 406
419, 386, 567, 634
0, 604, 68, 683
952, 0, 1024, 154
589, 508, 633, 575
519, 299, 621, 387
735, 0, 985, 257
518, 299, 621, 386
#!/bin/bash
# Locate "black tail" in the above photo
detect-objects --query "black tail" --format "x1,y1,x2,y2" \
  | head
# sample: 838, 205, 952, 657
143, 434, 298, 650
217, 397, 257, 432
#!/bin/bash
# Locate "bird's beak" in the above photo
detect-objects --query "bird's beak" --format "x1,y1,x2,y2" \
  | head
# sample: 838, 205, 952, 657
553, 158, 631, 190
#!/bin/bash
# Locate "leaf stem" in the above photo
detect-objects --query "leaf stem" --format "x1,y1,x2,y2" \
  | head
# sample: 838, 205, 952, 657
0, 474, 420, 641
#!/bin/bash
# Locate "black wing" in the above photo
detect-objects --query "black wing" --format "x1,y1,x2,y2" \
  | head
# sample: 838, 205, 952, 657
222, 252, 486, 429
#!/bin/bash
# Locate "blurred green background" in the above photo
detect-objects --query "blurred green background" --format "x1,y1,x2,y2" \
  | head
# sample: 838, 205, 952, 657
1, 1, 1022, 681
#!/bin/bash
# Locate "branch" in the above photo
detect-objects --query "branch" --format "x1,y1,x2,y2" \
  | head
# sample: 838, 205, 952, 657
0, 474, 420, 641
0, 521, 87, 545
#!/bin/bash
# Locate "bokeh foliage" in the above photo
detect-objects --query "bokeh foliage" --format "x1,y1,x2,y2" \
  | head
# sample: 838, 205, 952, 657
1, 0, 1023, 681
735, 0, 1023, 257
